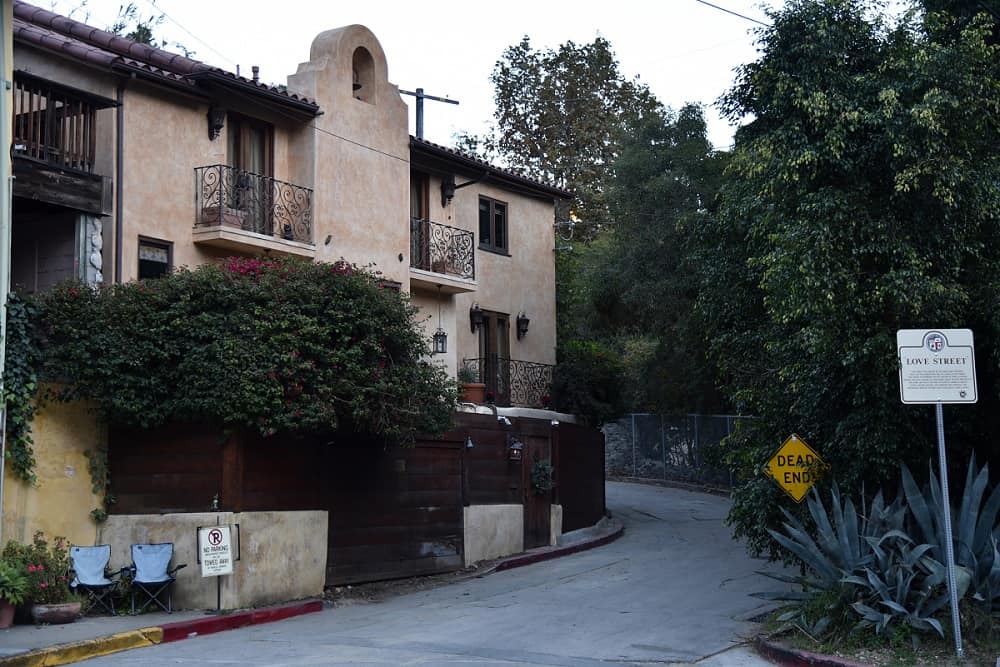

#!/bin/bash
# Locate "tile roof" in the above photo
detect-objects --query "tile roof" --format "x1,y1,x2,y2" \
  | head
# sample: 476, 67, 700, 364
410, 136, 574, 200
13, 1, 319, 114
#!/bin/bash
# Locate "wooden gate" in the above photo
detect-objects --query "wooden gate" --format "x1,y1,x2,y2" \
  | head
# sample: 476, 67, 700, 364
522, 435, 551, 549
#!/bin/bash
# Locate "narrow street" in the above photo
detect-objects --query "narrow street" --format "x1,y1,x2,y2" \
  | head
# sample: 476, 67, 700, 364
88, 482, 783, 666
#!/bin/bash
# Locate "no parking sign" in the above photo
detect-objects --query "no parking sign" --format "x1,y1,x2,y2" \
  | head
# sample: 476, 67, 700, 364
198, 525, 234, 577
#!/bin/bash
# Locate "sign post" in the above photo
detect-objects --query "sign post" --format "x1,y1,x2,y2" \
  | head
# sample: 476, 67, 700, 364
897, 328, 977, 659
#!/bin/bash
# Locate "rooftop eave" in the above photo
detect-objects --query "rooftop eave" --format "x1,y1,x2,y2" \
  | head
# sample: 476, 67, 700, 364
187, 71, 321, 119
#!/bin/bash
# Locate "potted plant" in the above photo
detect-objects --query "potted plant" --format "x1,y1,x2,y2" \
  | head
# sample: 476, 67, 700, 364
0, 560, 28, 628
2, 532, 80, 624
457, 363, 486, 404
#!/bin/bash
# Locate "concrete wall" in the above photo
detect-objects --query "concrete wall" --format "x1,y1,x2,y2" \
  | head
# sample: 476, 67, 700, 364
550, 504, 563, 547
100, 510, 327, 610
463, 504, 522, 567
1, 397, 102, 547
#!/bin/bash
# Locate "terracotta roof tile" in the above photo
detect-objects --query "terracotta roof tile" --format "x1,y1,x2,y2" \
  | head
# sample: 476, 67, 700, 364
13, 0, 318, 111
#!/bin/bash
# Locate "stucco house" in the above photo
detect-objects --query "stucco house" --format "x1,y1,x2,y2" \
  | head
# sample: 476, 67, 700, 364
0, 2, 585, 604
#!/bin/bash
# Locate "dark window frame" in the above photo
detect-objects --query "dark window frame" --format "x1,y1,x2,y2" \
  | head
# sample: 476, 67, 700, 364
137, 236, 172, 280
478, 196, 509, 255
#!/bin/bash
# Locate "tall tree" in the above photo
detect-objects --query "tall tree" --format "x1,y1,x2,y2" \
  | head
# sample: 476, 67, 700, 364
578, 104, 729, 412
468, 36, 662, 228
700, 0, 1000, 557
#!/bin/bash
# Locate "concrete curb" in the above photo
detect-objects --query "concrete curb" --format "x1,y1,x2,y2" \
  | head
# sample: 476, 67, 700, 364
0, 600, 323, 666
754, 635, 872, 667
492, 518, 625, 573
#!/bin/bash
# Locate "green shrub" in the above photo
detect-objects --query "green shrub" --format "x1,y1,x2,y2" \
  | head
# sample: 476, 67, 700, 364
550, 339, 624, 427
36, 257, 456, 446
0, 560, 29, 606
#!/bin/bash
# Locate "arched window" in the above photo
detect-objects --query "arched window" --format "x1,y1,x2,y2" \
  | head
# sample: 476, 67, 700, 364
351, 47, 375, 103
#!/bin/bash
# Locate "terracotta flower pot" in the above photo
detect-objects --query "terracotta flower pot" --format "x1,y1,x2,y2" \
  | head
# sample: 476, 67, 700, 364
0, 599, 14, 629
461, 382, 486, 404
30, 601, 81, 625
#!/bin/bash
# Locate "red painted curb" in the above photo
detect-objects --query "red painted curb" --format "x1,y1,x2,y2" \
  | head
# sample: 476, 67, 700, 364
494, 523, 625, 572
753, 635, 872, 667
160, 600, 323, 643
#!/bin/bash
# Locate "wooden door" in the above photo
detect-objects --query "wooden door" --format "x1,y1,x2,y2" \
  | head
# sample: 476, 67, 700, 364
522, 435, 551, 549
479, 311, 510, 405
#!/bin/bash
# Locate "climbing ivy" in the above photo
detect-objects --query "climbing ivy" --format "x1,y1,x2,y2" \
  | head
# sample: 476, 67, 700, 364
3, 294, 42, 484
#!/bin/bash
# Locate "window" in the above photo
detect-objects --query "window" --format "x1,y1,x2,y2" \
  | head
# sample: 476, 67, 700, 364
138, 238, 171, 279
226, 113, 272, 177
479, 197, 507, 253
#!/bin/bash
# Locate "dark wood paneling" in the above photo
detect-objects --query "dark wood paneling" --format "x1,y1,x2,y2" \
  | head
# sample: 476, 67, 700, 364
13, 157, 112, 215
554, 422, 606, 532
109, 423, 223, 514
324, 440, 464, 585
522, 436, 551, 549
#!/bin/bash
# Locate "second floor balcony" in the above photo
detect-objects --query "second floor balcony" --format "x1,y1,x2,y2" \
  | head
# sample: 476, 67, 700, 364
462, 357, 554, 409
194, 164, 314, 258
410, 218, 476, 294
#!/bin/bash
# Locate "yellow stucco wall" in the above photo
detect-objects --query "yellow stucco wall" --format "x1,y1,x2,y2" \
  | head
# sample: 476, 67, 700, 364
1, 396, 103, 547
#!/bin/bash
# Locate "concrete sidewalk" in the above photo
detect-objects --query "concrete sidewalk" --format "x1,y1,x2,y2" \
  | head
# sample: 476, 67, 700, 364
0, 516, 624, 666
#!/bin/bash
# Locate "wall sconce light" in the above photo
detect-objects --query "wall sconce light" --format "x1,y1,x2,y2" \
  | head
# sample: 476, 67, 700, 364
441, 174, 456, 207
470, 303, 484, 333
516, 312, 530, 340
507, 436, 523, 463
207, 107, 226, 141
433, 286, 447, 354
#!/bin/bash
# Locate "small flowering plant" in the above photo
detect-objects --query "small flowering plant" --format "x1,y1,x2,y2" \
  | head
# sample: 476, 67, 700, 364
1, 531, 72, 604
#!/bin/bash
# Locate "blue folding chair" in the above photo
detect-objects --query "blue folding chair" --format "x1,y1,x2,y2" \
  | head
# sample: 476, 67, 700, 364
129, 543, 187, 614
70, 545, 123, 615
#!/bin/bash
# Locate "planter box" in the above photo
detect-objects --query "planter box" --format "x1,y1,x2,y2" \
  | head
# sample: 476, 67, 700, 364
200, 206, 247, 228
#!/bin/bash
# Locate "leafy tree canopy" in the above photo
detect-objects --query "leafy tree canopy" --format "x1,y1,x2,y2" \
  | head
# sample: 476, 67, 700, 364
461, 35, 662, 228
700, 0, 1000, 557
36, 258, 456, 446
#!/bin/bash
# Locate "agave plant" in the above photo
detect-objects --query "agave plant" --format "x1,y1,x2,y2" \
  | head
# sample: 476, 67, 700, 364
843, 530, 958, 638
901, 456, 1000, 612
755, 483, 908, 637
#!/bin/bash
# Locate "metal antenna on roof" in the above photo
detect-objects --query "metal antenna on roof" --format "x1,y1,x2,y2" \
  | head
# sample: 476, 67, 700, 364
399, 88, 459, 139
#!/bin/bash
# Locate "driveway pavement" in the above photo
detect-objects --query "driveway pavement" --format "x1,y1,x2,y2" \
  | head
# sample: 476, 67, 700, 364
72, 481, 784, 666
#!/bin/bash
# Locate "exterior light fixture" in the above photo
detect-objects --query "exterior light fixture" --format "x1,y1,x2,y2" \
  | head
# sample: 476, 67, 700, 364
516, 312, 530, 339
470, 302, 484, 333
508, 436, 523, 462
207, 107, 226, 140
433, 286, 447, 354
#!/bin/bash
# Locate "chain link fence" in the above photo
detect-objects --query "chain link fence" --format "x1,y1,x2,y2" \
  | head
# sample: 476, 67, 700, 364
603, 414, 750, 489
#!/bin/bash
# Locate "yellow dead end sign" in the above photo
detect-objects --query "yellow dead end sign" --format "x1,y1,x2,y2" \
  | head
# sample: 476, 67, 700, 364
764, 434, 829, 503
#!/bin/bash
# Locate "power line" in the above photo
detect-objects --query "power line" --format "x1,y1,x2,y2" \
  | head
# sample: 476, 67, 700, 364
692, 0, 771, 27
142, 0, 240, 68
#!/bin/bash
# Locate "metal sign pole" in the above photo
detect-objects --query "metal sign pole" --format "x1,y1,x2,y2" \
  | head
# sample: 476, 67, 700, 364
936, 401, 963, 658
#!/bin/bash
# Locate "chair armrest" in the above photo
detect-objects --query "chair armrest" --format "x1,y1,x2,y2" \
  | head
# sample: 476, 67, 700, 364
168, 563, 188, 576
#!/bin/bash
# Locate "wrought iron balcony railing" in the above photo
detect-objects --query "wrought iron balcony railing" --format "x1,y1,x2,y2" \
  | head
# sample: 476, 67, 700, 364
410, 218, 475, 281
462, 356, 554, 409
195, 164, 313, 244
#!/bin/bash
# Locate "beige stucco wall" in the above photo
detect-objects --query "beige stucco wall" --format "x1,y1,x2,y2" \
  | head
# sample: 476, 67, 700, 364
413, 172, 558, 377
100, 510, 327, 610
463, 504, 523, 567
1, 397, 102, 547
288, 25, 411, 287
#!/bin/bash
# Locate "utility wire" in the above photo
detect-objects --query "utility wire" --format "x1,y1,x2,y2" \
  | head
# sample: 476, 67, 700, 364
692, 0, 771, 27
143, 0, 240, 68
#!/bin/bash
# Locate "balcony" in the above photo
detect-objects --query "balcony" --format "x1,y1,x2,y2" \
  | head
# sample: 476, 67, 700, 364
462, 357, 554, 409
11, 72, 114, 215
194, 164, 314, 258
409, 218, 476, 294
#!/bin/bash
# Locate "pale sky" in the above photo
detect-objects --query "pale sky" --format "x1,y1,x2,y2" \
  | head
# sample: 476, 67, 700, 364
46, 0, 777, 150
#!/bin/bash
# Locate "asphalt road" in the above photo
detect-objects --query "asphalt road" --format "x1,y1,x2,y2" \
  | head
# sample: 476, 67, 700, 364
87, 481, 784, 666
